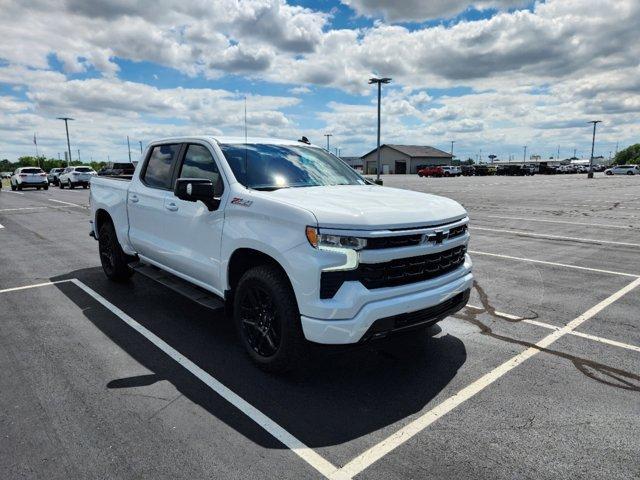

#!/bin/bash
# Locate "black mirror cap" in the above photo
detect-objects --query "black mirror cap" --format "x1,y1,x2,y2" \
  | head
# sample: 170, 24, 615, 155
174, 178, 219, 211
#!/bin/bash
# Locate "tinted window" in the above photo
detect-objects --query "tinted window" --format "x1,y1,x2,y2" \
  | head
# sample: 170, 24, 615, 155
179, 145, 221, 187
143, 144, 180, 189
22, 168, 43, 174
219, 143, 364, 190
75, 167, 91, 172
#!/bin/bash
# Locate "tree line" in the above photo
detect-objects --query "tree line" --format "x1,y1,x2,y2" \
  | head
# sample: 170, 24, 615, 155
0, 156, 107, 173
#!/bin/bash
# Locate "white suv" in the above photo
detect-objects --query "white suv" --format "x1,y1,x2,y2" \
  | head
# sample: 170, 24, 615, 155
605, 165, 639, 175
10, 167, 49, 191
441, 166, 462, 177
59, 166, 97, 189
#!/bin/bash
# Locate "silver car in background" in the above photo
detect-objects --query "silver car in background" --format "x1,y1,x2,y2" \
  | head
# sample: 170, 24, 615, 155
58, 166, 97, 189
47, 167, 65, 185
10, 167, 49, 191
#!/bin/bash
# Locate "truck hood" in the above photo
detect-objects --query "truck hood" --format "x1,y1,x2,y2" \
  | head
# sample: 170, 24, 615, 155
265, 185, 467, 229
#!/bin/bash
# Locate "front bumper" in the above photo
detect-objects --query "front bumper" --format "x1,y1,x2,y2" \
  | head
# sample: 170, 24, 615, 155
300, 267, 473, 344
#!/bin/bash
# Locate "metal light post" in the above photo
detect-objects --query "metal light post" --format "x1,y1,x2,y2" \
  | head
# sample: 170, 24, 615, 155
587, 120, 602, 179
324, 133, 332, 152
127, 135, 132, 162
369, 77, 392, 183
57, 117, 74, 167
139, 140, 143, 154
450, 140, 455, 158
523, 145, 527, 162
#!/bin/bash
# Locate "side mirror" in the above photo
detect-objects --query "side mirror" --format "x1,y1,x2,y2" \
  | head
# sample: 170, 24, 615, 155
174, 178, 221, 211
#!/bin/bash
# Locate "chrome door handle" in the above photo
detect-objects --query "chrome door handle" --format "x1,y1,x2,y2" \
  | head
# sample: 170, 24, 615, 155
130, 195, 139, 203
165, 202, 178, 211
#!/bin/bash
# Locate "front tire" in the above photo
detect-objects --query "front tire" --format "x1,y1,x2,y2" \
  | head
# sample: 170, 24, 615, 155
68, 180, 74, 189
234, 264, 305, 372
98, 220, 134, 282
11, 182, 16, 191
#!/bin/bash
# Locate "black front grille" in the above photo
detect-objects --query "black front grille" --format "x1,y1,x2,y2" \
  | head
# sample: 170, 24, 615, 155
365, 234, 422, 249
320, 245, 467, 299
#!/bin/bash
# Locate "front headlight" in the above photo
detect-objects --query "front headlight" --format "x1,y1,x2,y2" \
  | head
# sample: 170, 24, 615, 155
305, 227, 367, 250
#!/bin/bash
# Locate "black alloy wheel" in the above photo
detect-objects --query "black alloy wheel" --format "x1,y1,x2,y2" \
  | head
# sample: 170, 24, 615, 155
238, 285, 281, 358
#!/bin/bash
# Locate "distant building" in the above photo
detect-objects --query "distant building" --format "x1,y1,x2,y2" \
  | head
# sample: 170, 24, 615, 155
361, 144, 453, 174
341, 156, 363, 171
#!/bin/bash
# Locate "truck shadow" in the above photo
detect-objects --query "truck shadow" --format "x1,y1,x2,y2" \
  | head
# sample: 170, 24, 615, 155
51, 268, 467, 449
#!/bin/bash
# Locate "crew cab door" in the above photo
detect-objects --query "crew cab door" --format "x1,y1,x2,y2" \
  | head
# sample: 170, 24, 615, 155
162, 142, 227, 292
127, 143, 182, 268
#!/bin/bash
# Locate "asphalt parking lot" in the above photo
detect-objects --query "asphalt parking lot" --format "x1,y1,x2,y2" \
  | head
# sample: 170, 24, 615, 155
1, 174, 639, 479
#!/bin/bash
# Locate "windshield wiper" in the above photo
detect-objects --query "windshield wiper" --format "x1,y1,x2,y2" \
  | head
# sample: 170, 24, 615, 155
251, 186, 287, 191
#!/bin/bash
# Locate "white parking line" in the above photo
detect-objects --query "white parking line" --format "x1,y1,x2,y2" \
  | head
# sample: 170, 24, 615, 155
469, 250, 640, 278
69, 279, 343, 480
334, 277, 640, 479
465, 305, 640, 353
0, 223, 4, 229
473, 214, 635, 230
0, 280, 70, 294
48, 198, 87, 208
0, 206, 49, 212
471, 226, 640, 248
5, 190, 24, 195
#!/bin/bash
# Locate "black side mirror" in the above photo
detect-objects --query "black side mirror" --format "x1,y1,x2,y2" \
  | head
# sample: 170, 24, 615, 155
174, 178, 221, 211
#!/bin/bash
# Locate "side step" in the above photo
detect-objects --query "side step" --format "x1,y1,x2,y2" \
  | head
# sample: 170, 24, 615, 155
131, 262, 224, 311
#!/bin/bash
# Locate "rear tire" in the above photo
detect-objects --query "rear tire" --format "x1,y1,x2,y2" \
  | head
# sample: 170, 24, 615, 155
98, 220, 134, 282
234, 264, 305, 372
627, 171, 634, 175
17, 184, 22, 191
11, 183, 16, 191
69, 180, 75, 189
59, 181, 65, 189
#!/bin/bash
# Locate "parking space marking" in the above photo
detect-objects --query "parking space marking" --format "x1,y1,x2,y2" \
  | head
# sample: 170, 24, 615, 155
0, 279, 70, 294
5, 190, 24, 195
469, 250, 640, 278
69, 279, 343, 480
48, 198, 87, 208
471, 226, 640, 248
465, 305, 640, 353
0, 206, 48, 212
0, 223, 4, 229
334, 277, 640, 479
473, 215, 635, 230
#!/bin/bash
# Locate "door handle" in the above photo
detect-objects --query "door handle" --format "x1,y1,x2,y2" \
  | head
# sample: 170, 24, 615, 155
165, 202, 178, 211
130, 195, 139, 203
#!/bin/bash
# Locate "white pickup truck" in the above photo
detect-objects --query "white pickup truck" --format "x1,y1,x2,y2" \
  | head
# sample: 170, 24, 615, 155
90, 136, 473, 371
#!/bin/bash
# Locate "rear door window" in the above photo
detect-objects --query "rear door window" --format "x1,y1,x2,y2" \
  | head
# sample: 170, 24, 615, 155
142, 144, 180, 189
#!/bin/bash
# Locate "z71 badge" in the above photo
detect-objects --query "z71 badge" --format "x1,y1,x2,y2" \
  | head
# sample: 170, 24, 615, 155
231, 197, 253, 207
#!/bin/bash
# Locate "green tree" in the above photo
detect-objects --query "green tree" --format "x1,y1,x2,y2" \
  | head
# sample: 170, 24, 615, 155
614, 144, 640, 165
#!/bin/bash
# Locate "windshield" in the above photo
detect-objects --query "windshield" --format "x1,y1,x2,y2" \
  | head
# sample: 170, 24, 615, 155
219, 143, 365, 190
75, 167, 92, 172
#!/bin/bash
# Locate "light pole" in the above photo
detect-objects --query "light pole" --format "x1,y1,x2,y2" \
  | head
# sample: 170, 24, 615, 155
324, 133, 332, 152
588, 120, 602, 179
450, 140, 455, 158
139, 140, 143, 154
57, 117, 74, 167
523, 145, 527, 162
127, 135, 132, 163
369, 77, 392, 183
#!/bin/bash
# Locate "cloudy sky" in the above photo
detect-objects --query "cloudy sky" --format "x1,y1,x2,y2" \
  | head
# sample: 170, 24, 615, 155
1, 0, 639, 162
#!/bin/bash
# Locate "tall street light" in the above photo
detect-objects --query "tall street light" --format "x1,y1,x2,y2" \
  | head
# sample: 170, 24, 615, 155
324, 133, 333, 152
127, 135, 132, 163
450, 140, 455, 158
588, 120, 602, 179
369, 77, 391, 183
57, 117, 74, 167
523, 145, 527, 162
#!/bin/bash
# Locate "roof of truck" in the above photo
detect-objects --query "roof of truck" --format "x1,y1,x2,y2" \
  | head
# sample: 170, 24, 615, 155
149, 136, 318, 147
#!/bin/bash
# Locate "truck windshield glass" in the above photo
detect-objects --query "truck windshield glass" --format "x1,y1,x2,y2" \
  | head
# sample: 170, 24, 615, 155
219, 143, 365, 190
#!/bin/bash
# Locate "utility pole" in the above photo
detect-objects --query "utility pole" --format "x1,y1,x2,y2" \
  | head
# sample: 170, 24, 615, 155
127, 135, 132, 163
523, 145, 527, 162
573, 148, 577, 158
557, 146, 560, 160
324, 133, 332, 152
450, 140, 455, 157
369, 76, 392, 183
57, 152, 61, 160
57, 117, 74, 167
77, 149, 81, 162
587, 120, 602, 179
139, 140, 143, 154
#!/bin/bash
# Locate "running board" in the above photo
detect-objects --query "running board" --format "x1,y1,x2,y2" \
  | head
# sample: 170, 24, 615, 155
131, 262, 224, 311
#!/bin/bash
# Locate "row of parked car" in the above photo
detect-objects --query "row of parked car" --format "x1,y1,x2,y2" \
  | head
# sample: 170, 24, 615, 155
415, 163, 638, 178
2, 162, 136, 191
